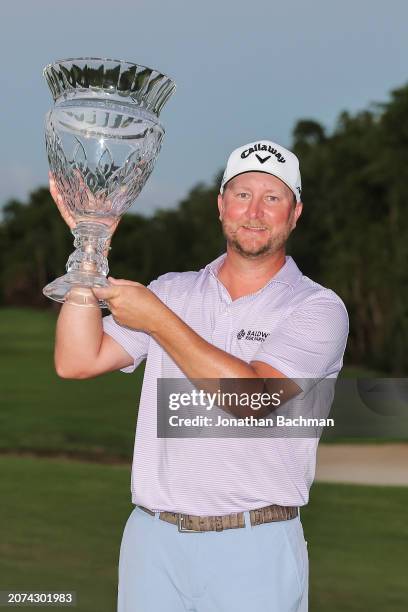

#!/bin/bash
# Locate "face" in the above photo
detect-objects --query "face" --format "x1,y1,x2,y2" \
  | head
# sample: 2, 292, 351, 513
217, 172, 303, 259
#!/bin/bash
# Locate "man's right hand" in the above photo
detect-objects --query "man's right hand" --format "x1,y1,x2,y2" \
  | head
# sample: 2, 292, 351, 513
48, 172, 120, 252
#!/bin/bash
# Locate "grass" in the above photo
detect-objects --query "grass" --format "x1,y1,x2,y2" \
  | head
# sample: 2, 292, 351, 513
305, 483, 408, 611
0, 456, 131, 612
0, 307, 144, 458
0, 455, 407, 612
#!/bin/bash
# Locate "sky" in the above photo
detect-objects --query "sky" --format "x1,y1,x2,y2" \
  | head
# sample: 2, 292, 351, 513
1, 0, 408, 216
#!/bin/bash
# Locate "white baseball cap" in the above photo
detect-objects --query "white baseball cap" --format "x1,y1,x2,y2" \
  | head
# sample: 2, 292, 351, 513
220, 140, 302, 202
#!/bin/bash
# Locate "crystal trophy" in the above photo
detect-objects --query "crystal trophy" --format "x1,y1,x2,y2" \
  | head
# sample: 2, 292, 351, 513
42, 57, 175, 307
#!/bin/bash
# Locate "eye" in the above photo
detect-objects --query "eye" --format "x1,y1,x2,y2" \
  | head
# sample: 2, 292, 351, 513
265, 195, 279, 202
237, 192, 250, 199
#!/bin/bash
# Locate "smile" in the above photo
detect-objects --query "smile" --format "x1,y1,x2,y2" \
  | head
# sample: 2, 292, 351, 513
241, 226, 268, 232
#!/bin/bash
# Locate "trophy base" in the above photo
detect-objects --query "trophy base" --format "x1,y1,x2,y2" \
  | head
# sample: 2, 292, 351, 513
43, 271, 110, 309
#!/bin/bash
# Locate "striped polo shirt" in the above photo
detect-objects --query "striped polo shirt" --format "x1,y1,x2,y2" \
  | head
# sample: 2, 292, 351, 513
102, 253, 349, 514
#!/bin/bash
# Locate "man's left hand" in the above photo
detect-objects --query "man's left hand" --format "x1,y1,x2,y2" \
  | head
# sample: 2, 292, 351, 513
92, 277, 164, 333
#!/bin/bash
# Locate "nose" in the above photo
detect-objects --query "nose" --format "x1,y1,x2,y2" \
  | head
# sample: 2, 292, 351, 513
246, 194, 264, 220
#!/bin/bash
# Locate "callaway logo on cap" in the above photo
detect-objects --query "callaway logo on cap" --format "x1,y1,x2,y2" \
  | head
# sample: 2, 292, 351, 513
220, 140, 302, 202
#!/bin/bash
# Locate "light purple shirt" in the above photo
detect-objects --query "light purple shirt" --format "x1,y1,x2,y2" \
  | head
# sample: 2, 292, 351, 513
102, 254, 349, 514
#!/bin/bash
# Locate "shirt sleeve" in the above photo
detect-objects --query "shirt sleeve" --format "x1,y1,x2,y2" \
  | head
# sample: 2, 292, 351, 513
251, 294, 349, 387
102, 277, 163, 374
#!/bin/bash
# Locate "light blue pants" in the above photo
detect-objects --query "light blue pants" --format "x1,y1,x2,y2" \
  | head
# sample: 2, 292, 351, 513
118, 505, 308, 612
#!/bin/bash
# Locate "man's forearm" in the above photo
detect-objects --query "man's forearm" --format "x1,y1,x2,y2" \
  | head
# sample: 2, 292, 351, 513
55, 290, 103, 378
149, 306, 292, 419
150, 305, 258, 380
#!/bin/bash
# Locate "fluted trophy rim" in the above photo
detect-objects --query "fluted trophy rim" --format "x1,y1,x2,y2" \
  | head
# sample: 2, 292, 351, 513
43, 56, 175, 82
43, 57, 176, 117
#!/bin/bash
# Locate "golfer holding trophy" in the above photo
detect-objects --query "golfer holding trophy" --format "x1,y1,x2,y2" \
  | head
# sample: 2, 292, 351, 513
47, 58, 349, 611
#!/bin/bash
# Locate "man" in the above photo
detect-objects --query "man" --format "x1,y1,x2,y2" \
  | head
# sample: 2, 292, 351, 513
53, 140, 349, 612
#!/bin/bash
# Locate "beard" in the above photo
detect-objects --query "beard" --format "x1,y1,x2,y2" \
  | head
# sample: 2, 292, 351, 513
221, 220, 292, 259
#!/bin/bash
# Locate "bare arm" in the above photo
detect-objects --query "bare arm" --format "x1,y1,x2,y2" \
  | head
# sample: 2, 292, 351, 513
49, 173, 128, 378
54, 300, 133, 379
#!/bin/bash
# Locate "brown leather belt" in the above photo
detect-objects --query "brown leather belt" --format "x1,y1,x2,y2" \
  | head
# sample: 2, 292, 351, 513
137, 503, 298, 532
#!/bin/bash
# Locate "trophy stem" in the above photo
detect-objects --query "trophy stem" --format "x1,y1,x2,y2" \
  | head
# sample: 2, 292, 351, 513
43, 221, 112, 309
68, 222, 110, 276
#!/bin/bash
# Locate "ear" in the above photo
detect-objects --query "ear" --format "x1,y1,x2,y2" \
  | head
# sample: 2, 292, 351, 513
217, 193, 224, 221
291, 202, 303, 229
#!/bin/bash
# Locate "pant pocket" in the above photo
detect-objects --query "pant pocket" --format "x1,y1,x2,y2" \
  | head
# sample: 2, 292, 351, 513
133, 505, 156, 522
282, 519, 308, 593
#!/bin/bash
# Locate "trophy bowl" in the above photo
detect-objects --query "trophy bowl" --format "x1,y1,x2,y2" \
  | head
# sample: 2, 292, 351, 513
43, 57, 175, 308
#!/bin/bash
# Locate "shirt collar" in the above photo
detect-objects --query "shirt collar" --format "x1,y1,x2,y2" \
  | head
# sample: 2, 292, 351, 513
206, 252, 302, 290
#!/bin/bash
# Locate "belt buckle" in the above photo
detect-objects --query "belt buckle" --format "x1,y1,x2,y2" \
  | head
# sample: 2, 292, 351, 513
177, 513, 201, 533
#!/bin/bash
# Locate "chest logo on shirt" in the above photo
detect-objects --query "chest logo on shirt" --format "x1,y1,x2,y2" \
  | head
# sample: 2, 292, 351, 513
237, 329, 270, 342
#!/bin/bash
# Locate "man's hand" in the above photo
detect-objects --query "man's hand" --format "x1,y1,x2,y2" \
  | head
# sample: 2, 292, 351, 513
49, 171, 120, 254
49, 171, 77, 230
92, 277, 165, 333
